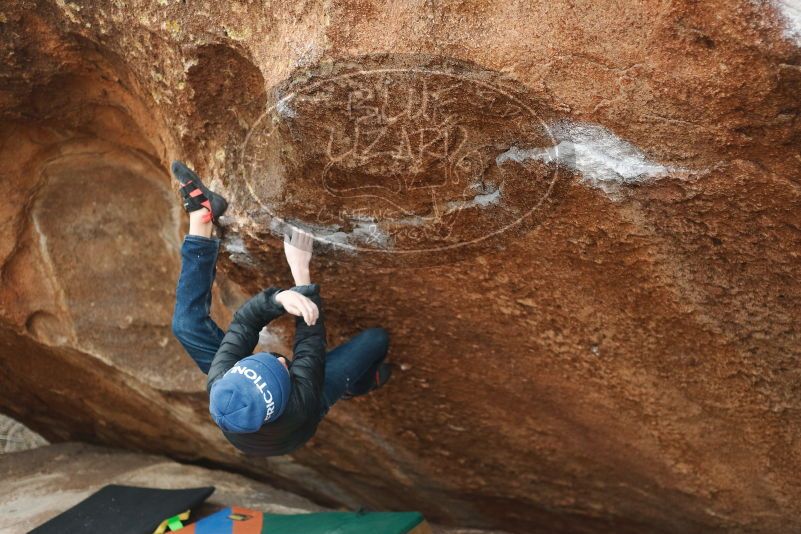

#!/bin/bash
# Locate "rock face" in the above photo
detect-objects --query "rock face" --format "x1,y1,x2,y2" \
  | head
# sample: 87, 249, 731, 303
1, 1, 800, 533
0, 414, 47, 453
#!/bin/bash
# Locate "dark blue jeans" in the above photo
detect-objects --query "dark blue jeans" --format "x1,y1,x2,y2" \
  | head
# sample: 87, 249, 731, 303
172, 235, 389, 415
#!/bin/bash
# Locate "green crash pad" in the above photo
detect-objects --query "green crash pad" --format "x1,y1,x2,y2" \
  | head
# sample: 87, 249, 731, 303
182, 506, 427, 534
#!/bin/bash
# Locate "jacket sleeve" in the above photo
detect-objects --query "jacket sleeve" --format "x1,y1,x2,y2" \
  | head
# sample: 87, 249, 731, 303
287, 284, 327, 416
207, 288, 284, 391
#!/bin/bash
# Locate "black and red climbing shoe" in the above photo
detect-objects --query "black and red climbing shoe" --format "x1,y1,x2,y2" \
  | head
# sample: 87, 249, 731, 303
342, 362, 394, 400
171, 160, 228, 224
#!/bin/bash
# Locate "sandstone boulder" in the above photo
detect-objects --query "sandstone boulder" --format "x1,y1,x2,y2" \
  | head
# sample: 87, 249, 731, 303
0, 1, 800, 532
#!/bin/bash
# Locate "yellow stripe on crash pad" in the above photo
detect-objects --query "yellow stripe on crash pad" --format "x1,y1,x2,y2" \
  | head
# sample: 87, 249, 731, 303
231, 506, 263, 534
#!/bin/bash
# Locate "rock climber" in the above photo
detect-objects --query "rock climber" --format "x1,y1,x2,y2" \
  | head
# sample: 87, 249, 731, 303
169, 161, 393, 456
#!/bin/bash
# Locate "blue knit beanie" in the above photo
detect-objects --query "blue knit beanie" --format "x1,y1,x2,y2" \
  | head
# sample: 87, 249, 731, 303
209, 352, 291, 433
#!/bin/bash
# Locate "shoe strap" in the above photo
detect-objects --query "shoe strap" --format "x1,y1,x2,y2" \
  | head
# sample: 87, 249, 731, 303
179, 180, 213, 217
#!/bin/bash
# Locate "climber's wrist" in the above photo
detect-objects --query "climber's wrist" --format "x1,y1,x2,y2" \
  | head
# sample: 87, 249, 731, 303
291, 266, 311, 286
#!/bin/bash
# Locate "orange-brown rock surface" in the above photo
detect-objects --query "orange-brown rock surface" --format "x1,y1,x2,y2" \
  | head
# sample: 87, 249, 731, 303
1, 1, 800, 532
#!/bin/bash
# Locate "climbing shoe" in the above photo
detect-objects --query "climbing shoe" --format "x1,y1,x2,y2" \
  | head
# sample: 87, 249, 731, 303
171, 160, 228, 224
342, 362, 394, 400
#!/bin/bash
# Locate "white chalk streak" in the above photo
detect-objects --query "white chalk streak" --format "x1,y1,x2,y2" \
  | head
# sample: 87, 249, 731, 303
224, 236, 248, 255
497, 122, 674, 196
775, 0, 801, 44
276, 98, 296, 119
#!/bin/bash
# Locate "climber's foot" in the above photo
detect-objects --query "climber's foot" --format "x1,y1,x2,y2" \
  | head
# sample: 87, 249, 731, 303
342, 363, 394, 400
171, 160, 228, 224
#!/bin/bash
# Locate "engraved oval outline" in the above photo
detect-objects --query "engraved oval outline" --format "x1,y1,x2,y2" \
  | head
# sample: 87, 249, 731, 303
240, 67, 561, 254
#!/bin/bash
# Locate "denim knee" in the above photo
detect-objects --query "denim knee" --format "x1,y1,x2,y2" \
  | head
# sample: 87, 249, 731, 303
172, 315, 190, 345
363, 327, 389, 352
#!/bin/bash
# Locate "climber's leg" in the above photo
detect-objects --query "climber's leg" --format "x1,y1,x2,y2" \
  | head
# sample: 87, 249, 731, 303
172, 223, 225, 374
188, 206, 213, 238
171, 162, 228, 374
319, 327, 392, 416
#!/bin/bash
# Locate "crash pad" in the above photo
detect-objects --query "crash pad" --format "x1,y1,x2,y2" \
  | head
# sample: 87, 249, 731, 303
29, 484, 214, 534
181, 506, 428, 534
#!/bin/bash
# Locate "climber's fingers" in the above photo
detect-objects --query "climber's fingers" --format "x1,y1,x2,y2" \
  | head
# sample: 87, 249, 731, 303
280, 290, 318, 326
301, 229, 314, 251
286, 227, 313, 252
299, 297, 318, 326
308, 300, 319, 325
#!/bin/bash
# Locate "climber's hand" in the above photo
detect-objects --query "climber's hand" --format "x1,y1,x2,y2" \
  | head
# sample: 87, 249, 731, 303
284, 227, 314, 286
275, 289, 318, 326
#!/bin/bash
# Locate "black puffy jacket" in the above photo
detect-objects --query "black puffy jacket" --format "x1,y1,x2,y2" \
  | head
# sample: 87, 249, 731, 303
207, 284, 326, 456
